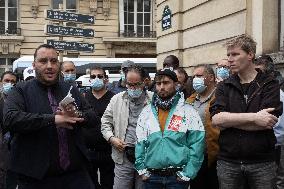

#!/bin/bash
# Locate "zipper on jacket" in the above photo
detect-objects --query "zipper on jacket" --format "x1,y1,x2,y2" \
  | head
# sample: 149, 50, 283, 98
244, 95, 248, 104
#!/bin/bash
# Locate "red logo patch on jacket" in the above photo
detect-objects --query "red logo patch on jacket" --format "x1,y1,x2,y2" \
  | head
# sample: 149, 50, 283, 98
168, 115, 183, 131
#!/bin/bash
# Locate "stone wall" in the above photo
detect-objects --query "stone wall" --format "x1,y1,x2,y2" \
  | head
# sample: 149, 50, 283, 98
156, 0, 280, 74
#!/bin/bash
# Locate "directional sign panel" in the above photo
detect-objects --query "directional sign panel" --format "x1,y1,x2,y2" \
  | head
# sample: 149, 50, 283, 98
45, 25, 94, 38
45, 10, 95, 24
46, 40, 95, 52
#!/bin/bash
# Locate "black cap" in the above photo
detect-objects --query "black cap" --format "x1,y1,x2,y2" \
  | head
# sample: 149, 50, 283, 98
155, 68, 178, 82
121, 60, 135, 70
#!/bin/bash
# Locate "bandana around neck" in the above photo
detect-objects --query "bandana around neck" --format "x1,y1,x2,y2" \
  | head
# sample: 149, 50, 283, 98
153, 91, 180, 110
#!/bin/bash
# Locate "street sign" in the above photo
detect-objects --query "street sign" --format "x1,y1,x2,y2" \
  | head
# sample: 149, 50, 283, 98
45, 24, 95, 38
162, 5, 172, 31
45, 10, 95, 24
46, 40, 95, 52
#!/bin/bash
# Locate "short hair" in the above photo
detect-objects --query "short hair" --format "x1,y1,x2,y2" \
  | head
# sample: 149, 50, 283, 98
226, 34, 257, 57
1, 71, 17, 82
125, 65, 147, 81
254, 55, 274, 73
144, 70, 151, 79
175, 67, 189, 83
163, 55, 179, 69
34, 44, 56, 60
60, 61, 75, 71
217, 58, 229, 65
155, 74, 169, 82
195, 64, 216, 79
90, 66, 107, 78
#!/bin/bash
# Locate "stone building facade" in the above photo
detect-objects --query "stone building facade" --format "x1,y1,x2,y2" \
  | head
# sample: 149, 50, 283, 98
0, 0, 157, 73
156, 0, 284, 74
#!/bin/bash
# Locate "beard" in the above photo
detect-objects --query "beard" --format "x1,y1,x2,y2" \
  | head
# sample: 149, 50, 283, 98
153, 90, 179, 110
35, 69, 59, 86
157, 87, 176, 100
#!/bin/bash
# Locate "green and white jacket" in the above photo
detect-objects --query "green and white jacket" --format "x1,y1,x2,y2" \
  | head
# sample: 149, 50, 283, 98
135, 93, 205, 181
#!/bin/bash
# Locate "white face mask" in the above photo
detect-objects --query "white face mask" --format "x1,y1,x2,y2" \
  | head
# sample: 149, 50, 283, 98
216, 67, 230, 79
1, 82, 14, 95
90, 78, 104, 90
63, 73, 76, 82
127, 88, 143, 98
192, 77, 207, 94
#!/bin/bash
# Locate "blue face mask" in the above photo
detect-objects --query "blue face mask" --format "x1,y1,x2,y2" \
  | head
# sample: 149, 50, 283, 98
2, 83, 13, 94
193, 77, 207, 94
127, 88, 143, 98
63, 73, 76, 82
216, 67, 230, 79
90, 78, 104, 90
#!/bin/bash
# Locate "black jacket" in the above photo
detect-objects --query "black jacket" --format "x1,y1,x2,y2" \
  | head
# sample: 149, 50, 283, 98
3, 79, 100, 179
210, 69, 282, 163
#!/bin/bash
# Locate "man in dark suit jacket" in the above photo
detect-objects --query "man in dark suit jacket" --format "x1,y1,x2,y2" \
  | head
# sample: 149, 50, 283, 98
3, 44, 99, 189
0, 71, 18, 189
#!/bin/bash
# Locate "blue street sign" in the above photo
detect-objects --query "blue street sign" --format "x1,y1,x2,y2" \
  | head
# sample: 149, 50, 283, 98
45, 10, 95, 24
46, 40, 95, 52
45, 24, 95, 38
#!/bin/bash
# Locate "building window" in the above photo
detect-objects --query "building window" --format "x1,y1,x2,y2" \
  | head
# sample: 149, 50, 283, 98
52, 0, 77, 12
0, 0, 18, 35
123, 0, 135, 36
120, 0, 154, 37
0, 58, 15, 74
137, 0, 151, 37
52, 0, 77, 26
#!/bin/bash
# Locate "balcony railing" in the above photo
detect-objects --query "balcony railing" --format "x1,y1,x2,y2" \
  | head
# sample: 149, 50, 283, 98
0, 28, 21, 36
119, 30, 156, 38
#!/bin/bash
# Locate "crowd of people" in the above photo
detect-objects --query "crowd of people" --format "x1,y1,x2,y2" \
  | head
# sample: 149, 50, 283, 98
0, 34, 283, 189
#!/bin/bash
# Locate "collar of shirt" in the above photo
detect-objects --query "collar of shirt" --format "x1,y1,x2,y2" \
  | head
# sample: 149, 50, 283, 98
195, 88, 216, 104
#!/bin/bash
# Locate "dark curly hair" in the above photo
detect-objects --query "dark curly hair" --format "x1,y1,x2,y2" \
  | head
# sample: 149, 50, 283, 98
125, 65, 147, 81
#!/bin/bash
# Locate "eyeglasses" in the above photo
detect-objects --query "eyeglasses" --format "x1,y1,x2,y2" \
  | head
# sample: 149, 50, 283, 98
35, 58, 58, 64
90, 74, 104, 79
126, 81, 143, 88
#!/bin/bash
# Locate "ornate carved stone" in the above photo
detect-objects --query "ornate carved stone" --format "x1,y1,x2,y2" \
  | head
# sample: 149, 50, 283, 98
0, 36, 24, 55
105, 43, 113, 57
30, 0, 39, 19
269, 52, 284, 65
102, 36, 156, 57
1, 43, 9, 54
90, 0, 98, 15
103, 0, 111, 20
124, 42, 152, 54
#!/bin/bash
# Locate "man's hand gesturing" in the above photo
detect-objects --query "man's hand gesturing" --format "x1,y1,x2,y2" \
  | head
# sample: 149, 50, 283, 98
55, 109, 84, 129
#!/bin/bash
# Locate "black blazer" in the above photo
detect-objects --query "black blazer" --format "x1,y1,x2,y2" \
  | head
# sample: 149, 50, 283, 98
3, 79, 99, 179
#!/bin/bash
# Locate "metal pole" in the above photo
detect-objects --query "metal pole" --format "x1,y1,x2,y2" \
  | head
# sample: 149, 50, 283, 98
58, 3, 63, 63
